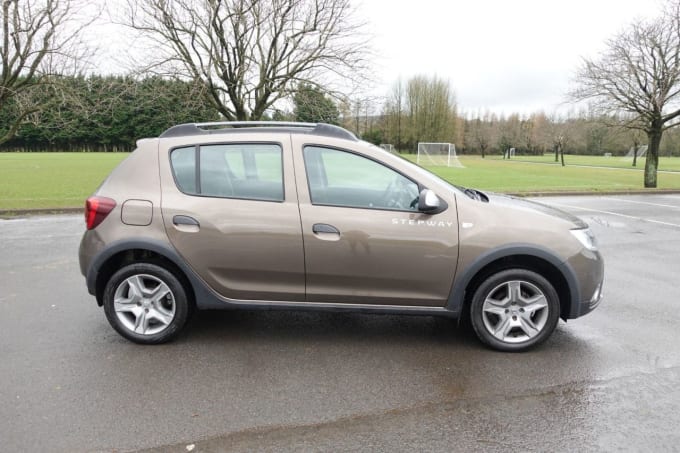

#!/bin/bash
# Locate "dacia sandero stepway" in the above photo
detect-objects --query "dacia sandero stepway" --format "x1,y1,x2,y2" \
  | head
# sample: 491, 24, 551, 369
79, 122, 604, 351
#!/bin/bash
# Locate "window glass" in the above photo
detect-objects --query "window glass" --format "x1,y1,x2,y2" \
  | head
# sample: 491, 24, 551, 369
303, 146, 419, 211
224, 151, 245, 179
170, 146, 197, 194
199, 144, 283, 201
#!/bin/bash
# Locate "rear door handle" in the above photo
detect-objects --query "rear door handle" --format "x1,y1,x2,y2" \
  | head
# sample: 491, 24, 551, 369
312, 223, 340, 234
173, 215, 200, 227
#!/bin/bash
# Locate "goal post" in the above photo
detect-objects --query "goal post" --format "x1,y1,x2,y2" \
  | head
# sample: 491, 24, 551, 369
416, 142, 464, 168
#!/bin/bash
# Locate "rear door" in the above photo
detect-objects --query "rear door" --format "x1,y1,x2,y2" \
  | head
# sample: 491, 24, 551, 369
159, 134, 305, 302
292, 138, 459, 306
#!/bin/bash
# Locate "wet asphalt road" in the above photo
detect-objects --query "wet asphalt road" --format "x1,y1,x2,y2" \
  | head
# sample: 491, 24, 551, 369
1, 194, 679, 452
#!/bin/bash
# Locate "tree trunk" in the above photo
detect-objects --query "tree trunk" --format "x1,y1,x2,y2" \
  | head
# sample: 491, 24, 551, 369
481, 145, 486, 158
554, 146, 559, 162
645, 127, 662, 188
560, 146, 565, 167
632, 147, 638, 167
397, 113, 401, 151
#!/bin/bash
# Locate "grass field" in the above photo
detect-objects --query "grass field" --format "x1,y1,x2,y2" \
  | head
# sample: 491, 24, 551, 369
484, 153, 680, 171
0, 153, 128, 210
418, 156, 680, 193
1, 152, 680, 211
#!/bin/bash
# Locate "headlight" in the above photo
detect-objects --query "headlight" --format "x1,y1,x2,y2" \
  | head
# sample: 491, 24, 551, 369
570, 228, 598, 251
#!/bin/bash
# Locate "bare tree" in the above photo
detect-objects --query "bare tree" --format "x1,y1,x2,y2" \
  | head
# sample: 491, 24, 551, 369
0, 0, 93, 144
498, 113, 521, 159
553, 133, 567, 167
384, 78, 404, 149
545, 115, 577, 167
572, 2, 680, 187
122, 0, 369, 121
465, 113, 492, 158
404, 75, 457, 149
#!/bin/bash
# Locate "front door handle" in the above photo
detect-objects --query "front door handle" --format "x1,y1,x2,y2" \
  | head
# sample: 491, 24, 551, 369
313, 223, 340, 234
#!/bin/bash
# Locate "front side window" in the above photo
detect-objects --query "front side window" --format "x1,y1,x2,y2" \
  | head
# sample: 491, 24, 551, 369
170, 143, 284, 202
303, 146, 419, 211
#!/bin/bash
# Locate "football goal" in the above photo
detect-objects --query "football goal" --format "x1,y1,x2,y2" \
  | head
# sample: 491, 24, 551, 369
417, 142, 464, 168
623, 145, 648, 160
379, 144, 396, 154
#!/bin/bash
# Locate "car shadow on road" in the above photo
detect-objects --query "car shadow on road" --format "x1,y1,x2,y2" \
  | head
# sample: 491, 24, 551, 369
179, 308, 591, 354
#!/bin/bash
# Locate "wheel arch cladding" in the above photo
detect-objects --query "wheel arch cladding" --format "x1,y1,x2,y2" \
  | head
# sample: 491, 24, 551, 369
447, 244, 580, 320
87, 239, 199, 308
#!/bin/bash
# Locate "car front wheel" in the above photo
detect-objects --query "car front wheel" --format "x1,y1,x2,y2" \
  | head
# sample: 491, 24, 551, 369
103, 263, 190, 344
470, 269, 560, 352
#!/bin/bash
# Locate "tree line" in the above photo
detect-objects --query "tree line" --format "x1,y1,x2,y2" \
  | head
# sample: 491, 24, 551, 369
365, 107, 680, 159
0, 76, 218, 152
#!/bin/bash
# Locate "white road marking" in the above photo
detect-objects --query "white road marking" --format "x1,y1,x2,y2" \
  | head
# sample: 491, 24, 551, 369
548, 202, 680, 229
602, 197, 680, 209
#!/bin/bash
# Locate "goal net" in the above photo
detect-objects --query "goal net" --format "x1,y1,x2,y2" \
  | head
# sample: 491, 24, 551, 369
623, 145, 647, 160
417, 142, 464, 168
379, 144, 396, 154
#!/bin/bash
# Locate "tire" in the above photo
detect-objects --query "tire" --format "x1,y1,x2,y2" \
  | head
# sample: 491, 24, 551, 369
469, 269, 560, 352
103, 263, 190, 344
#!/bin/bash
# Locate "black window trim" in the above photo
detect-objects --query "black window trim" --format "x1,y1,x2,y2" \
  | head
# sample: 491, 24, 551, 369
169, 141, 286, 203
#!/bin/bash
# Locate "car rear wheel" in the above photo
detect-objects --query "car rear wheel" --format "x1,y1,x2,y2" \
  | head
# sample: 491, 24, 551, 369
103, 263, 189, 344
470, 269, 560, 352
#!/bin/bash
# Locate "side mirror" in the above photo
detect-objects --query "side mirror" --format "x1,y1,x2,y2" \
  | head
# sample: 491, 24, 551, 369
418, 189, 441, 212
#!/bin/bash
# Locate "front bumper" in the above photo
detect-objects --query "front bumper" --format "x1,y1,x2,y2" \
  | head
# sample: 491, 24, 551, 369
564, 248, 604, 319
578, 279, 604, 316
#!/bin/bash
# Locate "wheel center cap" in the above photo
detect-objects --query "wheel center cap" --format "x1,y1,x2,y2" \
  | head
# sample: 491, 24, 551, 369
142, 299, 151, 308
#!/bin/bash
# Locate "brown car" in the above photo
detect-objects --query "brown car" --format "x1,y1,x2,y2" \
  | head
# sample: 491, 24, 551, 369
79, 122, 604, 351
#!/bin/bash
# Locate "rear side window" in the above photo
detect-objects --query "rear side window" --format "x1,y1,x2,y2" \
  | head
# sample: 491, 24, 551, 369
170, 143, 284, 202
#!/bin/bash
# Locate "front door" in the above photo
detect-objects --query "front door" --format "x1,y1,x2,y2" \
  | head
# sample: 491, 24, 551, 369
159, 135, 305, 301
293, 142, 459, 306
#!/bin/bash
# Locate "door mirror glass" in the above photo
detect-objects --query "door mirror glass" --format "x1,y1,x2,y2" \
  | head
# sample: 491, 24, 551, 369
418, 189, 441, 212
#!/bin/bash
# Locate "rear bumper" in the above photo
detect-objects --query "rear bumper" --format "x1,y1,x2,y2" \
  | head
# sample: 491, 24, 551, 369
79, 230, 105, 296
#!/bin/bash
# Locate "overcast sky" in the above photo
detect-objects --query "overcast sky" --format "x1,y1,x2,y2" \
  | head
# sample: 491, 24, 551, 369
92, 0, 661, 116
357, 0, 659, 115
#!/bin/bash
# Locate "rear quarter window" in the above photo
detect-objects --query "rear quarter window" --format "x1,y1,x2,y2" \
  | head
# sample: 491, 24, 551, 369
170, 146, 197, 194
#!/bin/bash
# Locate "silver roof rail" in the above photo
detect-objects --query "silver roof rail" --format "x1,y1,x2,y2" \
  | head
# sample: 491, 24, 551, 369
194, 121, 317, 128
160, 121, 357, 141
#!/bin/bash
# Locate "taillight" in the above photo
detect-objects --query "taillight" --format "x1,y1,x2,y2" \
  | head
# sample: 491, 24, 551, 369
85, 196, 116, 230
